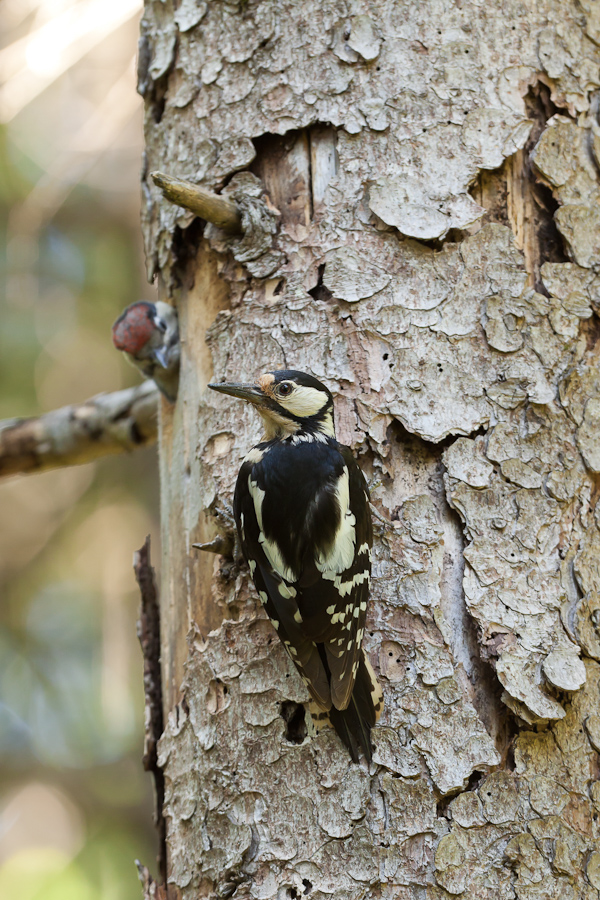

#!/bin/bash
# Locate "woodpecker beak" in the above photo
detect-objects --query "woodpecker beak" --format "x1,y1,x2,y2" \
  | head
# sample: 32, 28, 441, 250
208, 382, 268, 406
152, 347, 170, 369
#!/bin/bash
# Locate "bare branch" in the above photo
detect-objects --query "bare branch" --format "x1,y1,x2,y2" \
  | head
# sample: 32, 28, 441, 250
151, 171, 243, 234
0, 381, 158, 479
134, 536, 167, 886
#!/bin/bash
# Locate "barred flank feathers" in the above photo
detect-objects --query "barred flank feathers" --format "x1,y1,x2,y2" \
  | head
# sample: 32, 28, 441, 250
314, 649, 383, 763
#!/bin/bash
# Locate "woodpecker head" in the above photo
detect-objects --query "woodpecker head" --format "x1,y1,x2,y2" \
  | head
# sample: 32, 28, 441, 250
209, 370, 335, 440
112, 300, 178, 368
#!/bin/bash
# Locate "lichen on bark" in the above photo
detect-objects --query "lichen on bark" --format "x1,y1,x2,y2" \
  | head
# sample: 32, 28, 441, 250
139, 0, 600, 896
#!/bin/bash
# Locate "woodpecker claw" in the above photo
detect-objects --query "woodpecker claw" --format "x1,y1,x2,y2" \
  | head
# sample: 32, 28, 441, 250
369, 501, 391, 527
213, 503, 235, 527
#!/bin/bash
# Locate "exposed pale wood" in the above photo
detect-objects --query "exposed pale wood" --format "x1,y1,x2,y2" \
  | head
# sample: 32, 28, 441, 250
158, 242, 231, 711
251, 131, 312, 227
309, 125, 338, 209
0, 382, 157, 478
506, 84, 567, 291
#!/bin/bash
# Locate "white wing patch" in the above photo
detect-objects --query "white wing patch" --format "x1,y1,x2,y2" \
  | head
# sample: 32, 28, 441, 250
249, 474, 298, 582
315, 468, 356, 574
249, 476, 265, 529
322, 568, 370, 597
259, 534, 298, 583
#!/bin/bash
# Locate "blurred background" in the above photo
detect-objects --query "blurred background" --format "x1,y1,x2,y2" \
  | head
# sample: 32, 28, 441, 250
0, 1, 160, 897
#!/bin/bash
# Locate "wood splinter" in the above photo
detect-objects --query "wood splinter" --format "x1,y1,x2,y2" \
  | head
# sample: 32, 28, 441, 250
151, 171, 243, 234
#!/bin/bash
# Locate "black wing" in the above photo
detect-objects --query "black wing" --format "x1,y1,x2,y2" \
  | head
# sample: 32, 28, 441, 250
298, 444, 372, 710
234, 458, 332, 710
234, 441, 372, 712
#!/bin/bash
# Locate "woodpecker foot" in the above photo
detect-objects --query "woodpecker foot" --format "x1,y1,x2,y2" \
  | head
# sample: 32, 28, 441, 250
213, 502, 235, 530
367, 476, 383, 494
369, 501, 392, 533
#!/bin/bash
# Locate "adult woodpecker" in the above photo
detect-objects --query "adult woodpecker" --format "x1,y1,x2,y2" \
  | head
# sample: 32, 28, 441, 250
112, 301, 180, 402
209, 369, 383, 762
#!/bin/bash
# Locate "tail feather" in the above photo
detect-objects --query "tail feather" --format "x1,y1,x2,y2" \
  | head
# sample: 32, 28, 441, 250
310, 650, 383, 762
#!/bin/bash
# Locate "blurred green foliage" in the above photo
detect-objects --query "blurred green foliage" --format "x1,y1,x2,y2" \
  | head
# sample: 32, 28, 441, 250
0, 9, 160, 897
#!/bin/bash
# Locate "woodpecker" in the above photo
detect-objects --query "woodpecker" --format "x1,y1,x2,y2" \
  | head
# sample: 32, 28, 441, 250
209, 369, 383, 762
112, 301, 180, 402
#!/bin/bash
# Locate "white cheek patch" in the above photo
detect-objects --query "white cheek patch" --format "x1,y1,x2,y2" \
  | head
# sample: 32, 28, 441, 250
280, 385, 329, 418
315, 468, 356, 574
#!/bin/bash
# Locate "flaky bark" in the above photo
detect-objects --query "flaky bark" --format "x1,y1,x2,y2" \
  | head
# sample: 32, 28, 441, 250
139, 1, 600, 897
0, 382, 157, 478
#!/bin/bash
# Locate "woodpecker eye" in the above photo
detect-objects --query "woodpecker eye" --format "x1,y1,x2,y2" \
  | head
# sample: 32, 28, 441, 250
277, 382, 293, 397
154, 317, 167, 333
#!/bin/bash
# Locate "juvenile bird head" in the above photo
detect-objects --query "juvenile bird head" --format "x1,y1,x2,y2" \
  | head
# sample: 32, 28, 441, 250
209, 370, 335, 440
112, 301, 178, 367
112, 300, 180, 401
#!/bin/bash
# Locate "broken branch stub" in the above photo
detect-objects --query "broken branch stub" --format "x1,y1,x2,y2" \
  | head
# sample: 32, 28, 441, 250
151, 171, 242, 234
134, 536, 167, 886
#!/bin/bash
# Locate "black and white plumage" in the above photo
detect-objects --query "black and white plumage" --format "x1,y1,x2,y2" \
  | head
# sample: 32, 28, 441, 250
209, 369, 383, 761
112, 300, 180, 402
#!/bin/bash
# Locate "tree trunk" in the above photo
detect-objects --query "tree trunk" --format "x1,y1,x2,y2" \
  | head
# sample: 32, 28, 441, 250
139, 2, 600, 897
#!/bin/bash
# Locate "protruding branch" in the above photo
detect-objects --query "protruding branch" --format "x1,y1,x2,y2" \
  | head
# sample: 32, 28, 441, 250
0, 381, 158, 479
151, 171, 243, 234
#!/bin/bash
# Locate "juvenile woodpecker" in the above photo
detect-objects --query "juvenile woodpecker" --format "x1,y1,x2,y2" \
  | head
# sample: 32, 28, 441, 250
209, 369, 383, 762
112, 301, 180, 402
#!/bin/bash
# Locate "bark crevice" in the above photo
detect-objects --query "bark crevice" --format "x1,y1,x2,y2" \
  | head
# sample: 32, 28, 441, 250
470, 80, 569, 292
